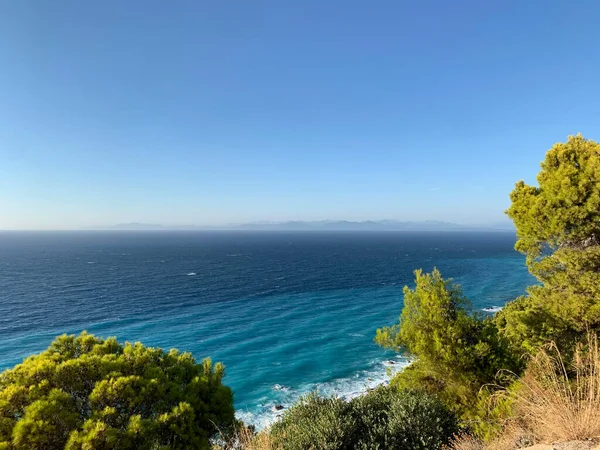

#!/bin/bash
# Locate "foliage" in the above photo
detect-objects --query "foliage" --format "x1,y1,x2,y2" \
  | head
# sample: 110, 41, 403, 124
499, 135, 600, 353
372, 134, 600, 445
0, 332, 234, 450
454, 333, 600, 449
270, 393, 354, 450
502, 333, 600, 443
269, 386, 458, 450
466, 384, 518, 441
350, 387, 459, 450
375, 269, 521, 416
213, 423, 276, 450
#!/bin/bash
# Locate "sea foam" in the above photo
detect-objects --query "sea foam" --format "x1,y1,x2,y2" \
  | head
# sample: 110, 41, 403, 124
236, 354, 409, 430
482, 306, 503, 313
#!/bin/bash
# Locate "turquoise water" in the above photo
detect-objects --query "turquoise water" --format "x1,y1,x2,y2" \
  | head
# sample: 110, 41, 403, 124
0, 231, 534, 427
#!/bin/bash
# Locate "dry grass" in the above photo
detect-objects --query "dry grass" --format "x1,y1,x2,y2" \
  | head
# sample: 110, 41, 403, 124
451, 334, 600, 450
513, 333, 600, 442
449, 429, 535, 450
448, 434, 485, 450
213, 425, 278, 450
220, 336, 600, 450
244, 431, 277, 450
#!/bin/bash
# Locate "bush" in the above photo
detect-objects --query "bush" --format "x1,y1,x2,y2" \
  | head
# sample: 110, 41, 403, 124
270, 393, 355, 450
269, 387, 458, 450
376, 269, 521, 417
458, 333, 600, 449
352, 387, 459, 449
502, 333, 600, 443
0, 332, 234, 449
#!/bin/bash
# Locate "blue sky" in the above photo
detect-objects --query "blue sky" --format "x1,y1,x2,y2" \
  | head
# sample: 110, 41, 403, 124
1, 1, 599, 229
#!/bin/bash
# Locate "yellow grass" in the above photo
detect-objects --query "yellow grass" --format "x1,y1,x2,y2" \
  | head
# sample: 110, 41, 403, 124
213, 425, 277, 450
451, 334, 600, 450
449, 428, 537, 450
513, 333, 600, 442
448, 434, 485, 450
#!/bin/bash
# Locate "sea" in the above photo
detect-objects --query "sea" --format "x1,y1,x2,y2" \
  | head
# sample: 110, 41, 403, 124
0, 231, 534, 428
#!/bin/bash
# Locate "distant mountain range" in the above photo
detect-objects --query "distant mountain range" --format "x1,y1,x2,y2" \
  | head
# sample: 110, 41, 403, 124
87, 220, 515, 232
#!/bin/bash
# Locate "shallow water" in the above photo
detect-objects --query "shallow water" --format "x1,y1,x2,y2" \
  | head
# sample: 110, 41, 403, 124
0, 231, 534, 427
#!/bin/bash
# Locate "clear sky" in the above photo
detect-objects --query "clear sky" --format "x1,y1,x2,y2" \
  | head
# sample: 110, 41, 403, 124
1, 1, 599, 229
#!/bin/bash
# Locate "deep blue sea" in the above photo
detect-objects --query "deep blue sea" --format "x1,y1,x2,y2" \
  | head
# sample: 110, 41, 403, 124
0, 231, 534, 427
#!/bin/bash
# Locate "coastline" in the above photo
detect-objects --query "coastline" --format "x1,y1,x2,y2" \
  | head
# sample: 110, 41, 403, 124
239, 304, 504, 429
236, 354, 410, 430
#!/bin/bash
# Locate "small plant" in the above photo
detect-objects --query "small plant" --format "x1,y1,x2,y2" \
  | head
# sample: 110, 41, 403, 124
448, 428, 537, 450
448, 434, 484, 450
509, 333, 600, 442
214, 422, 276, 450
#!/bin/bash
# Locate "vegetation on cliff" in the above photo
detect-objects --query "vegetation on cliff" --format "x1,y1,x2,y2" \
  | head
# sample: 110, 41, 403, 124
499, 135, 600, 354
375, 269, 521, 419
371, 135, 600, 447
269, 387, 458, 450
0, 333, 234, 449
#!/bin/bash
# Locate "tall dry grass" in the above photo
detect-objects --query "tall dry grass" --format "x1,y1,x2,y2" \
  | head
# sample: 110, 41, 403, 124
451, 333, 600, 450
448, 434, 485, 450
513, 333, 600, 442
213, 425, 278, 450
449, 428, 536, 450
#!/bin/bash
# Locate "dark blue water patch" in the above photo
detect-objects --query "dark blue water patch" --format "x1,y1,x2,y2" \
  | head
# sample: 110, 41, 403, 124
0, 231, 534, 426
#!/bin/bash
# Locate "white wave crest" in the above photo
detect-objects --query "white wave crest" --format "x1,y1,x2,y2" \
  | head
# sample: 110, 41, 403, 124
236, 355, 409, 431
482, 306, 503, 313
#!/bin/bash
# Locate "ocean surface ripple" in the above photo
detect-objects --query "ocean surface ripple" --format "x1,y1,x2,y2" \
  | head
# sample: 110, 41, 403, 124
0, 231, 534, 428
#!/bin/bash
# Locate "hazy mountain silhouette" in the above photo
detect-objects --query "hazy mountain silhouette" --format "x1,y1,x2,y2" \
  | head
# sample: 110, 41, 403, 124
88, 220, 514, 232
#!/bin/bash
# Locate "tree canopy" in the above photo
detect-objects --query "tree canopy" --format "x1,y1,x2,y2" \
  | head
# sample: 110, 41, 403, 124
498, 135, 600, 352
0, 332, 234, 450
376, 269, 519, 416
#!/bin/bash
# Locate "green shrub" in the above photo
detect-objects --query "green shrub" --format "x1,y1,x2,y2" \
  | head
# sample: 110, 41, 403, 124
351, 388, 459, 450
270, 393, 355, 450
0, 332, 234, 449
372, 135, 600, 441
376, 269, 521, 418
270, 387, 458, 450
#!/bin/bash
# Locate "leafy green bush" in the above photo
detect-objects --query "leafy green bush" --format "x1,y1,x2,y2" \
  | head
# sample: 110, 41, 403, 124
351, 387, 459, 450
270, 393, 355, 450
0, 332, 234, 449
270, 387, 458, 450
376, 269, 521, 417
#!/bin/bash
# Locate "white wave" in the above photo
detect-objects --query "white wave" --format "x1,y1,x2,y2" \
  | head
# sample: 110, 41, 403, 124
187, 272, 197, 276
236, 355, 409, 431
272, 384, 290, 392
347, 333, 365, 337
482, 306, 503, 313
253, 289, 276, 296
87, 261, 95, 264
